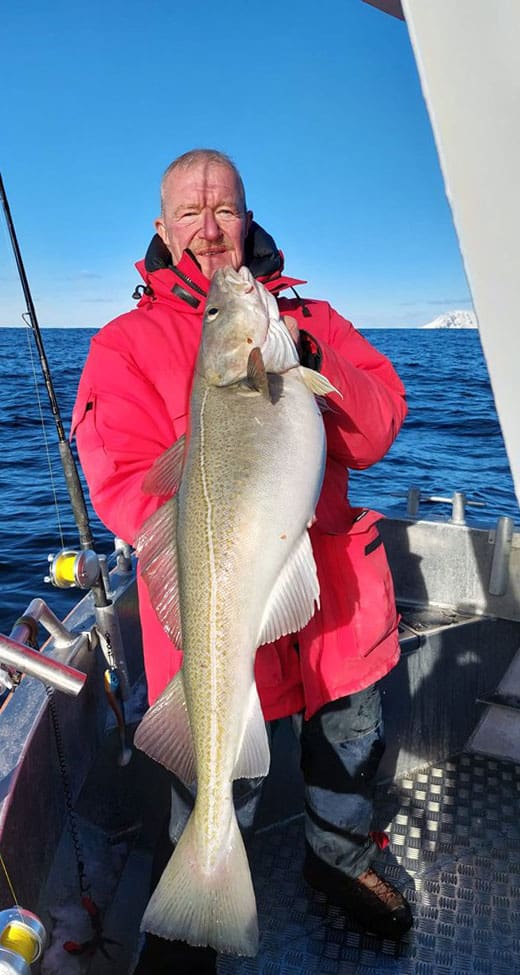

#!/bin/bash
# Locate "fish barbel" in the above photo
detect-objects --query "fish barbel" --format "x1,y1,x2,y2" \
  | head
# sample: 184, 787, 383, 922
134, 265, 337, 955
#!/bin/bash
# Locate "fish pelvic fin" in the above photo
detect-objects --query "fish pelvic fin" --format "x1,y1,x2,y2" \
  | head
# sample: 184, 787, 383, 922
135, 495, 182, 648
299, 366, 341, 399
233, 682, 270, 780
142, 435, 186, 496
134, 670, 195, 786
246, 347, 271, 400
258, 530, 320, 646
141, 806, 258, 957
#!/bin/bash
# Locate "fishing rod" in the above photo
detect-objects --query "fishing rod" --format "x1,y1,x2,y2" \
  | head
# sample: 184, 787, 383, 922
0, 174, 132, 962
0, 171, 130, 699
0, 172, 96, 555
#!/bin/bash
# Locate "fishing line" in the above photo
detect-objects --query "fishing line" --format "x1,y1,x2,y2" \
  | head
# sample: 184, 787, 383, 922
23, 315, 66, 549
0, 850, 22, 916
0, 179, 67, 549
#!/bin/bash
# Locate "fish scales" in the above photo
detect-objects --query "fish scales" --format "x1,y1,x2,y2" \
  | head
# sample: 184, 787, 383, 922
134, 265, 337, 955
181, 376, 322, 861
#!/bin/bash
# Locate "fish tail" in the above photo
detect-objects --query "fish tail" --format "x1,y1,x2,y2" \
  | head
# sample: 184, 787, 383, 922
141, 807, 258, 957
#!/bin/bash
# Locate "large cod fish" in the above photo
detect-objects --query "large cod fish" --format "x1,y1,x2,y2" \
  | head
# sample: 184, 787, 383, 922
134, 265, 337, 956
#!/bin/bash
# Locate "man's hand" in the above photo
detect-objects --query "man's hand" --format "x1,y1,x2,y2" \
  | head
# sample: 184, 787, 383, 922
281, 316, 323, 373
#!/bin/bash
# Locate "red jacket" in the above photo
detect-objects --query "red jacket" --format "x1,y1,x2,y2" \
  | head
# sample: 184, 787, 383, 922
72, 241, 407, 719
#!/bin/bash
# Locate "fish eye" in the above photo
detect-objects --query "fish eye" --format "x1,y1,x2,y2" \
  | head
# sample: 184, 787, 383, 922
206, 307, 219, 317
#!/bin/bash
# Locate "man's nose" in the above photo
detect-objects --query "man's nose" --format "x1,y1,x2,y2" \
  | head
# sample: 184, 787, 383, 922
200, 209, 222, 239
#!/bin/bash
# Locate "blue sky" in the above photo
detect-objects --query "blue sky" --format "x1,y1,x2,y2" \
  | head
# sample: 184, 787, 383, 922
0, 0, 472, 328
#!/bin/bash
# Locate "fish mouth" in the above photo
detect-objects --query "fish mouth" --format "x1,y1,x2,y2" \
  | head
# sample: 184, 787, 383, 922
214, 265, 255, 295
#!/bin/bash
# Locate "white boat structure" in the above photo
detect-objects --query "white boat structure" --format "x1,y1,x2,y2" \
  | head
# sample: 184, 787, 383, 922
1, 2, 520, 973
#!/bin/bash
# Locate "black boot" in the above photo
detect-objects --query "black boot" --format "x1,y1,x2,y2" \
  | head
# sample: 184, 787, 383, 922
303, 845, 413, 940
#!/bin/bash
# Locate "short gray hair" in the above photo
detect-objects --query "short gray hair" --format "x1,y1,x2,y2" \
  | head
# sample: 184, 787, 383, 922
160, 149, 247, 215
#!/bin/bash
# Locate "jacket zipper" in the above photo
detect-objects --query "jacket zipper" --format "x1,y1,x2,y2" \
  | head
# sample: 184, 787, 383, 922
171, 265, 208, 298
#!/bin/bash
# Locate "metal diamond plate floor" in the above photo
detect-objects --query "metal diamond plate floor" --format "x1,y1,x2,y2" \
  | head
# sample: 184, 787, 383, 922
217, 752, 520, 975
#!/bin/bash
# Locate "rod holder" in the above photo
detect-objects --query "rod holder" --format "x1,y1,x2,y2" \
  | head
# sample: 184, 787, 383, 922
0, 636, 86, 696
488, 515, 514, 596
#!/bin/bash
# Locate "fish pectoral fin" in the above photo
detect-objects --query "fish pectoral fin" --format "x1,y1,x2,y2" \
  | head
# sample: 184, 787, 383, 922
258, 530, 320, 646
299, 366, 341, 399
233, 684, 270, 780
246, 347, 271, 400
142, 435, 186, 496
133, 670, 196, 785
135, 496, 182, 648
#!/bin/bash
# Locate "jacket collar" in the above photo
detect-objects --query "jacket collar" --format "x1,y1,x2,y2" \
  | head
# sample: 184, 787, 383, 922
134, 223, 306, 310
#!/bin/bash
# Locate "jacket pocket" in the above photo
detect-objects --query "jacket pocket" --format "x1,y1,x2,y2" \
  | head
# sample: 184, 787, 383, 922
72, 386, 100, 444
306, 509, 398, 663
347, 511, 398, 657
71, 387, 118, 486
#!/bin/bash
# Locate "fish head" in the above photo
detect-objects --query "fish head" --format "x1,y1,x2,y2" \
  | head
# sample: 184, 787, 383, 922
198, 266, 298, 386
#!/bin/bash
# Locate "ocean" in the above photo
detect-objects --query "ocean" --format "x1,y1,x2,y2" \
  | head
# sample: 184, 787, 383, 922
0, 325, 519, 638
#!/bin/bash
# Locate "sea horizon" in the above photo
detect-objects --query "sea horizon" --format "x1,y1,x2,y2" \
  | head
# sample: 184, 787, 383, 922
0, 323, 476, 331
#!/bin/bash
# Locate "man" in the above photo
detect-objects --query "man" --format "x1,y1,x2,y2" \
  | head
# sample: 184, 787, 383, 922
73, 149, 411, 971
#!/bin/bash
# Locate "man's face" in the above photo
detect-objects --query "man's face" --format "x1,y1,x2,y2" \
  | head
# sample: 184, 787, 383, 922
155, 161, 252, 280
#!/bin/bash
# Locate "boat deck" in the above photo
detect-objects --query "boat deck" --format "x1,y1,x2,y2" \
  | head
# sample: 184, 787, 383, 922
217, 750, 520, 975
37, 734, 520, 975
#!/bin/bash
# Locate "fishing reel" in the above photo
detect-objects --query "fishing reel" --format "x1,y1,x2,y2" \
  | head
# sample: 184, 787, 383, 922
45, 548, 100, 590
0, 908, 46, 973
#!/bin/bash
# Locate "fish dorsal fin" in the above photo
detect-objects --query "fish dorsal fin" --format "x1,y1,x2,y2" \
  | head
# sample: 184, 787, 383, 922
257, 530, 320, 646
233, 683, 270, 780
142, 435, 186, 496
135, 496, 182, 648
134, 670, 196, 786
247, 347, 271, 400
299, 366, 341, 398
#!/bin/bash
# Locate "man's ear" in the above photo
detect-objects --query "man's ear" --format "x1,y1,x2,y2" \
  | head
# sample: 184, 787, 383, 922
154, 217, 168, 246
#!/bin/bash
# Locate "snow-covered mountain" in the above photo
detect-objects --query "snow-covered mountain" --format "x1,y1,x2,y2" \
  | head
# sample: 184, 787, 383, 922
421, 310, 477, 329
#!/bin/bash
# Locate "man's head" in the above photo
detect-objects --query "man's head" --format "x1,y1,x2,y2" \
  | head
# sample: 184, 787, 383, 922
155, 149, 253, 280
